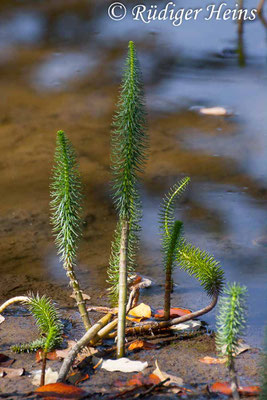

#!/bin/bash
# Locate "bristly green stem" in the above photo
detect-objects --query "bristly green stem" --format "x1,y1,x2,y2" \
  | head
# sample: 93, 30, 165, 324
50, 130, 91, 331
216, 283, 247, 400
108, 41, 148, 357
164, 221, 183, 320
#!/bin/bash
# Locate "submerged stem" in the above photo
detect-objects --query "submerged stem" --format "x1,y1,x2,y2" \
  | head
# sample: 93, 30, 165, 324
229, 358, 240, 400
40, 350, 47, 387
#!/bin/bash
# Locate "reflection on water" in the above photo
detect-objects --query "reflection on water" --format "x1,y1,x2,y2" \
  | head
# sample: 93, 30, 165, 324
0, 11, 45, 45
0, 0, 266, 347
32, 52, 98, 91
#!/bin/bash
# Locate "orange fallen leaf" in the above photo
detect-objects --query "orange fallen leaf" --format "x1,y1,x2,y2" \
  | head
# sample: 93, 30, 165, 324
154, 307, 191, 319
199, 356, 227, 364
127, 303, 151, 322
35, 382, 87, 398
127, 374, 144, 387
68, 372, 90, 385
0, 367, 24, 378
116, 372, 161, 389
147, 373, 161, 385
128, 339, 157, 351
36, 350, 59, 363
239, 386, 260, 395
209, 382, 260, 396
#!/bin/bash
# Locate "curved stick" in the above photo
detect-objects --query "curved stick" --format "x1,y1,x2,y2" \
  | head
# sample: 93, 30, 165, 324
109, 294, 218, 338
57, 313, 112, 382
0, 296, 30, 313
90, 285, 138, 345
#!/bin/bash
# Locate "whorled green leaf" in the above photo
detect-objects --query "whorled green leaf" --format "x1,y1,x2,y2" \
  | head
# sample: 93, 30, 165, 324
159, 177, 189, 274
111, 41, 148, 221
50, 130, 82, 267
107, 41, 148, 302
12, 294, 63, 353
177, 241, 225, 298
216, 283, 247, 364
159, 177, 190, 239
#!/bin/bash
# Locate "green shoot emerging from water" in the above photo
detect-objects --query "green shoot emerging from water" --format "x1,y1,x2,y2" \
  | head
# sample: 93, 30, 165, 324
50, 130, 91, 330
216, 283, 247, 400
108, 41, 148, 358
159, 176, 225, 320
159, 177, 190, 319
177, 242, 225, 299
11, 294, 63, 354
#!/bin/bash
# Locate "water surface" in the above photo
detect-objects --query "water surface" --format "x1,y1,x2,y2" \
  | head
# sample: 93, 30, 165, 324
0, 0, 266, 348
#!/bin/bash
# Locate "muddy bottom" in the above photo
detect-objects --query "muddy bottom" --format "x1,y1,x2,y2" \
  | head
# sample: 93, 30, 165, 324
0, 305, 262, 400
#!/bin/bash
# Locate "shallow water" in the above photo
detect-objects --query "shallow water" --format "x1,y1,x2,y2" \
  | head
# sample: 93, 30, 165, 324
0, 0, 266, 348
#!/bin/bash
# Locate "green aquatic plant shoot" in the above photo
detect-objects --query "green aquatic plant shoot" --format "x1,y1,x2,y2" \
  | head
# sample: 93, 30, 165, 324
177, 242, 225, 299
162, 220, 183, 320
11, 294, 63, 354
159, 177, 190, 319
159, 176, 224, 320
50, 130, 91, 331
216, 283, 247, 400
107, 41, 148, 358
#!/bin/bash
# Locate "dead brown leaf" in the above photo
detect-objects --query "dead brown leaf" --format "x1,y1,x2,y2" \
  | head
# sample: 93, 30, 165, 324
199, 356, 227, 364
0, 367, 24, 378
154, 307, 191, 319
153, 360, 183, 387
128, 339, 158, 351
36, 349, 60, 363
55, 340, 76, 359
76, 346, 98, 364
209, 382, 260, 396
127, 303, 151, 322
70, 292, 91, 301
114, 372, 161, 389
222, 340, 251, 356
35, 382, 87, 398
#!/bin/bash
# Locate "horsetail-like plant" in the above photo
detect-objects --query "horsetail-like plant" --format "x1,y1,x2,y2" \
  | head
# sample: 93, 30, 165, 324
11, 294, 63, 354
12, 294, 63, 385
177, 242, 225, 299
216, 283, 248, 400
107, 41, 148, 358
162, 221, 183, 320
50, 130, 91, 331
159, 177, 190, 319
157, 175, 225, 324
